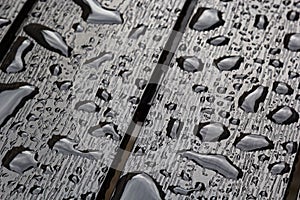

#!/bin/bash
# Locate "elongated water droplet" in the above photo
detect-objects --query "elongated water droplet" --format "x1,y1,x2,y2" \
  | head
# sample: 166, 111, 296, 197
47, 135, 101, 159
234, 133, 274, 151
24, 23, 72, 57
0, 83, 38, 127
2, 146, 38, 173
84, 52, 114, 68
238, 85, 268, 113
192, 84, 208, 93
169, 182, 205, 195
194, 122, 230, 142
73, 0, 123, 24
268, 162, 290, 175
75, 100, 99, 112
180, 151, 243, 180
1, 37, 34, 73
88, 122, 120, 140
272, 81, 293, 95
112, 173, 164, 200
213, 56, 243, 71
189, 7, 224, 31
267, 106, 299, 124
0, 17, 10, 28
284, 33, 300, 52
176, 56, 204, 72
55, 81, 72, 91
254, 15, 269, 29
166, 118, 183, 139
129, 24, 147, 39
207, 35, 229, 46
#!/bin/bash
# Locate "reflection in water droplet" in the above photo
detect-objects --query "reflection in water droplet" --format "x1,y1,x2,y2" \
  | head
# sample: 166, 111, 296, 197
1, 37, 34, 73
169, 182, 205, 195
234, 133, 274, 151
176, 56, 204, 72
268, 162, 290, 175
238, 85, 268, 113
112, 172, 164, 200
0, 83, 38, 127
267, 106, 299, 124
166, 118, 183, 139
194, 122, 230, 142
284, 33, 300, 52
73, 0, 123, 24
129, 24, 147, 39
2, 146, 38, 174
84, 52, 114, 68
180, 151, 243, 180
207, 35, 229, 46
47, 135, 101, 160
272, 81, 293, 95
213, 56, 243, 71
88, 122, 120, 140
24, 23, 72, 57
75, 100, 99, 112
189, 7, 224, 31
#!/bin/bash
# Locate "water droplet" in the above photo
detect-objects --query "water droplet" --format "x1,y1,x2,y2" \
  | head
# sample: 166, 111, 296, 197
47, 135, 101, 159
176, 56, 204, 72
192, 85, 208, 93
194, 122, 230, 142
267, 106, 299, 124
213, 56, 243, 71
166, 118, 183, 139
284, 33, 300, 52
180, 151, 243, 180
287, 10, 299, 21
55, 81, 72, 91
0, 83, 38, 127
189, 7, 224, 31
129, 24, 147, 39
73, 0, 123, 24
75, 100, 99, 112
29, 185, 43, 195
254, 15, 269, 29
207, 35, 229, 46
165, 102, 177, 111
112, 172, 164, 200
49, 64, 62, 76
238, 85, 268, 113
24, 23, 72, 57
233, 133, 274, 151
2, 146, 38, 173
88, 122, 120, 140
0, 17, 11, 28
72, 23, 84, 32
1, 37, 34, 73
169, 182, 205, 195
84, 52, 114, 68
272, 81, 293, 95
269, 59, 283, 68
282, 141, 297, 154
268, 162, 290, 175
96, 88, 111, 102
69, 174, 80, 184
81, 192, 96, 200
288, 71, 299, 79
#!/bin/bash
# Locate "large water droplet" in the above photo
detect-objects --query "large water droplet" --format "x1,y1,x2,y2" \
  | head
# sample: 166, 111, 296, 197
84, 52, 114, 68
254, 15, 269, 29
238, 85, 268, 113
47, 135, 101, 159
73, 0, 123, 24
180, 151, 243, 180
268, 162, 290, 175
0, 83, 38, 127
213, 56, 243, 71
111, 172, 164, 200
267, 106, 299, 124
24, 23, 72, 57
176, 56, 204, 72
88, 122, 120, 140
194, 122, 230, 142
168, 182, 205, 195
284, 33, 300, 52
166, 117, 183, 139
129, 24, 147, 39
1, 37, 34, 73
2, 146, 38, 173
189, 7, 224, 31
207, 35, 229, 46
272, 81, 293, 95
233, 133, 274, 151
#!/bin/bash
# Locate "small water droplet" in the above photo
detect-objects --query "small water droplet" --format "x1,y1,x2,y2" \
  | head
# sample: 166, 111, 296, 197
96, 88, 111, 102
49, 64, 62, 76
268, 162, 290, 175
287, 10, 299, 21
176, 56, 204, 72
272, 81, 293, 95
234, 133, 274, 151
254, 15, 269, 29
282, 141, 297, 154
166, 118, 183, 139
207, 35, 229, 46
129, 24, 147, 39
75, 100, 99, 112
88, 122, 120, 140
213, 56, 243, 71
194, 122, 230, 142
267, 106, 299, 124
169, 182, 205, 195
0, 17, 11, 28
84, 52, 114, 68
284, 33, 300, 52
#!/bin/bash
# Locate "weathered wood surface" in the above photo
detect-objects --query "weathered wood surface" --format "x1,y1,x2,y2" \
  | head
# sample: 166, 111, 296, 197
0, 0, 300, 199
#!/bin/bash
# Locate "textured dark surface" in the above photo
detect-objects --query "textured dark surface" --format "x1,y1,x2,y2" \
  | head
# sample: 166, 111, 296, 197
0, 0, 300, 199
